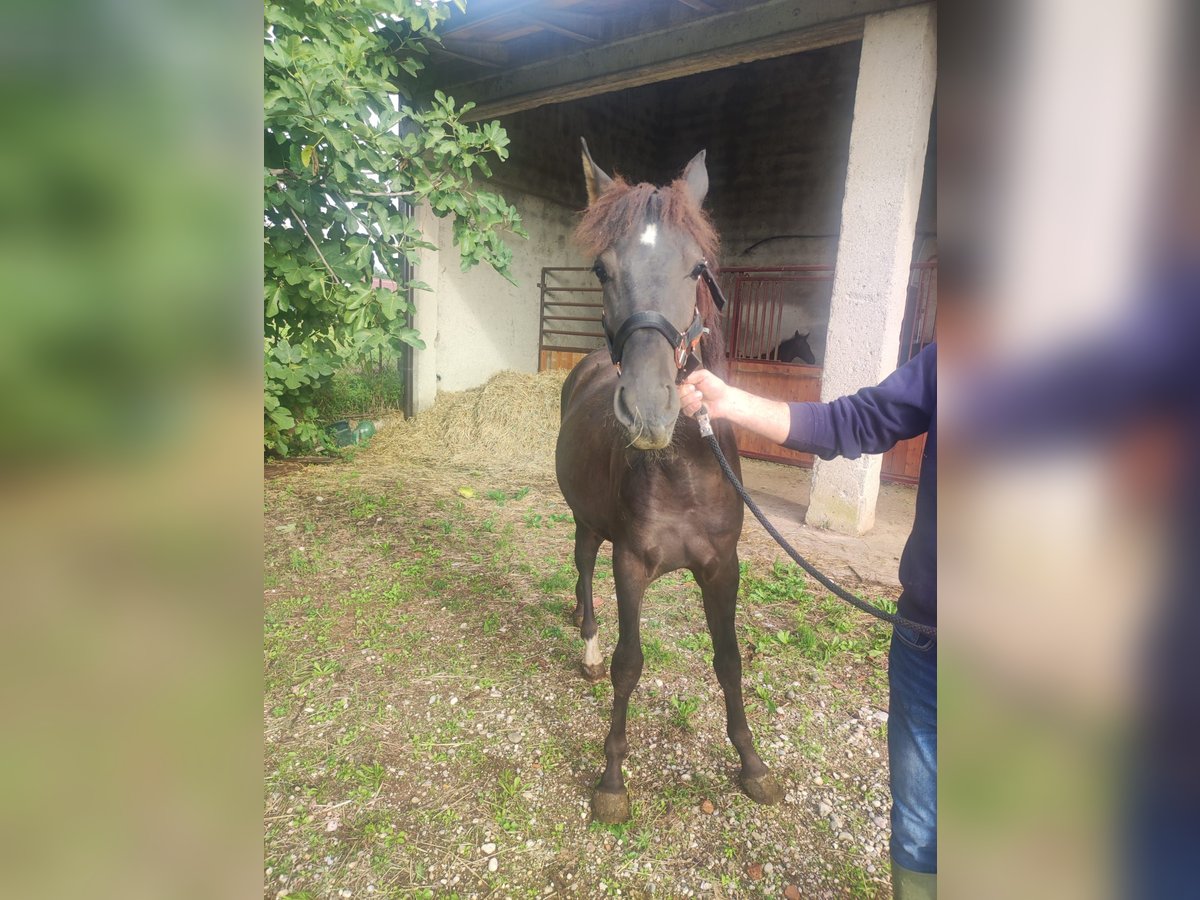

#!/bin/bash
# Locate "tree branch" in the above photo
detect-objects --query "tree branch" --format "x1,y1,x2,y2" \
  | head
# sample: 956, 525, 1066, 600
285, 198, 344, 286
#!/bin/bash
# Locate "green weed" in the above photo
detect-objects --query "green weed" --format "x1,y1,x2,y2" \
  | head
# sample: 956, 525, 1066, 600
668, 695, 701, 732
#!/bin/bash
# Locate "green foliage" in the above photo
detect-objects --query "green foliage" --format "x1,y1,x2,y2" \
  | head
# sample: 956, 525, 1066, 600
264, 0, 527, 454
313, 358, 405, 419
668, 695, 701, 732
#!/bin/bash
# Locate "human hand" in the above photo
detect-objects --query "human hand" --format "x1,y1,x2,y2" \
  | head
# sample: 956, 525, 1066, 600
677, 369, 735, 420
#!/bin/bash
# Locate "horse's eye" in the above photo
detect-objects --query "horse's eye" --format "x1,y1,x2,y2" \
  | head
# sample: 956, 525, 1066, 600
592, 261, 609, 284
689, 262, 705, 279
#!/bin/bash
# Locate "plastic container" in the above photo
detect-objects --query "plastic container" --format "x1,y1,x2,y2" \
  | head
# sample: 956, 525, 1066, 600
353, 420, 376, 444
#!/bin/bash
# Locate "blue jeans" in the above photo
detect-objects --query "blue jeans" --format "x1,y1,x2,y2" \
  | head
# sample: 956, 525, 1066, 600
888, 623, 937, 873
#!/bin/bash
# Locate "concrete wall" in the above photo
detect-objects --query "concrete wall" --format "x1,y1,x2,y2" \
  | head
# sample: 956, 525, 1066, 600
806, 4, 937, 535
429, 190, 578, 392
415, 36, 935, 395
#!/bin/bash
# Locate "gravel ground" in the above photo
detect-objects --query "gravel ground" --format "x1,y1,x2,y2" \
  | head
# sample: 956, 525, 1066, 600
264, 458, 907, 899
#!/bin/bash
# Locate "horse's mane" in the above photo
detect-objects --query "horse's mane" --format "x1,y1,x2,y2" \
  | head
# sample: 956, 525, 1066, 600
574, 176, 728, 379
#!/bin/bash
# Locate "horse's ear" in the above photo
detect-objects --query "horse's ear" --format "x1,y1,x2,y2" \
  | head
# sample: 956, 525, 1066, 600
681, 149, 708, 207
793, 330, 801, 338
580, 138, 613, 205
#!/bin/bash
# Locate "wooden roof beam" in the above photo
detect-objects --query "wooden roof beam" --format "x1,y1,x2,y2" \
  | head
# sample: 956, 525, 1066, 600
440, 0, 542, 38
519, 10, 604, 44
437, 38, 510, 68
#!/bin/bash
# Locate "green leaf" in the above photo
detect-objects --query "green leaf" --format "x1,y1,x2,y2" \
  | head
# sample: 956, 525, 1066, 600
269, 407, 296, 430
379, 291, 398, 321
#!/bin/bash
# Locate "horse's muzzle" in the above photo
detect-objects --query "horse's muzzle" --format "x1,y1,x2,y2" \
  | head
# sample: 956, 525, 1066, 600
614, 383, 677, 449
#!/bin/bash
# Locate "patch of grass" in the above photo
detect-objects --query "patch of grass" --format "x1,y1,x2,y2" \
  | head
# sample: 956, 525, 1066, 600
491, 768, 526, 835
742, 560, 810, 606
347, 489, 391, 520
342, 761, 385, 802
538, 565, 575, 595
482, 611, 500, 635
313, 363, 404, 419
676, 628, 710, 667
641, 636, 674, 668
739, 562, 899, 668
800, 738, 826, 762
668, 695, 701, 732
839, 861, 884, 898
754, 683, 778, 715
486, 486, 530, 508
289, 547, 321, 574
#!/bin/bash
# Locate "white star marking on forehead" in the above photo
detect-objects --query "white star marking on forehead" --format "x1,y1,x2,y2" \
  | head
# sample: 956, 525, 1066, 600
639, 224, 657, 246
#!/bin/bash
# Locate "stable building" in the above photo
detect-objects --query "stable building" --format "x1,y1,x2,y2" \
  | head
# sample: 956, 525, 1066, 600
405, 0, 936, 535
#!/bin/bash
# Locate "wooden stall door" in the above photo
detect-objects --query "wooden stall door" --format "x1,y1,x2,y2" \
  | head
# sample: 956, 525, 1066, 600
726, 359, 823, 466
539, 349, 590, 371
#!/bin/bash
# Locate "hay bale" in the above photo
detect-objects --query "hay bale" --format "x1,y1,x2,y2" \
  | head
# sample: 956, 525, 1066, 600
360, 368, 572, 481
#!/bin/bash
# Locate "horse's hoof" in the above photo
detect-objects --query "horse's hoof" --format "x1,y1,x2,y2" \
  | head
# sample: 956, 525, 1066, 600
591, 789, 631, 824
581, 662, 608, 683
740, 772, 784, 805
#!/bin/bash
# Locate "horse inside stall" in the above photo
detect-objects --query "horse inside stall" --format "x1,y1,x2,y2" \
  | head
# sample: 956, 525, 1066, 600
776, 329, 816, 365
555, 140, 784, 823
759, 329, 816, 364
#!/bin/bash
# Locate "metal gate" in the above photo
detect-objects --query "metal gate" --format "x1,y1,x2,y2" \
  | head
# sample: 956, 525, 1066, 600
536, 266, 605, 372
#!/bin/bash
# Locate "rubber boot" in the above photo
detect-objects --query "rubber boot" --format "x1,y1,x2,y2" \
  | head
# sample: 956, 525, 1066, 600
891, 860, 936, 900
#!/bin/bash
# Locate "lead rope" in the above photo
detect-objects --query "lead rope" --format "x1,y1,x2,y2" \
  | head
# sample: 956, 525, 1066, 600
694, 407, 938, 640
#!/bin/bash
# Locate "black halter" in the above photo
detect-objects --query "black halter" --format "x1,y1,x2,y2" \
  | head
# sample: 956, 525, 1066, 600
601, 260, 726, 375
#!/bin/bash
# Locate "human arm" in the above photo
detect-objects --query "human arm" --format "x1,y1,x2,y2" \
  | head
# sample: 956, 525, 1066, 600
788, 343, 937, 459
678, 369, 791, 444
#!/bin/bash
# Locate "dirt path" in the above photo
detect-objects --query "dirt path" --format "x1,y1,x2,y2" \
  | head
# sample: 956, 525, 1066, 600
264, 457, 908, 899
739, 459, 913, 592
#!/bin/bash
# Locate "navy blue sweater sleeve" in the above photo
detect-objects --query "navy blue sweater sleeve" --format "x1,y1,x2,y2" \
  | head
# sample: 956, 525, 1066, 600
784, 343, 936, 458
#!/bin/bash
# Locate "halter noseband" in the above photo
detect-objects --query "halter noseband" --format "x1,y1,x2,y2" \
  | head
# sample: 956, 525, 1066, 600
601, 260, 727, 379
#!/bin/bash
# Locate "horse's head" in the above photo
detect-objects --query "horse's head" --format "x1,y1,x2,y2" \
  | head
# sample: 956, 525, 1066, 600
781, 330, 816, 365
575, 139, 718, 450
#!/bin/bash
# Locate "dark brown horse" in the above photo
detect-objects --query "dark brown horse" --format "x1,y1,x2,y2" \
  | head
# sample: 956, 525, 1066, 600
555, 140, 784, 824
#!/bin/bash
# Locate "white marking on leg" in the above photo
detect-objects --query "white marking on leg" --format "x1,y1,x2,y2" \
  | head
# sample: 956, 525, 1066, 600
583, 634, 602, 667
639, 224, 657, 246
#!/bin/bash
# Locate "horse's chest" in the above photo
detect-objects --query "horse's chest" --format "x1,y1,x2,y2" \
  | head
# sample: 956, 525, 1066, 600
618, 468, 738, 539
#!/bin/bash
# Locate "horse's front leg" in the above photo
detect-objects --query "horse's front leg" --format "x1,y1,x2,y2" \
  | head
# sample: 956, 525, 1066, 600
696, 551, 784, 805
571, 524, 606, 682
592, 544, 649, 824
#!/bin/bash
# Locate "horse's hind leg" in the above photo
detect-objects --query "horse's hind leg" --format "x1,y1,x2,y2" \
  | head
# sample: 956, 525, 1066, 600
696, 553, 784, 806
592, 545, 648, 824
571, 524, 606, 682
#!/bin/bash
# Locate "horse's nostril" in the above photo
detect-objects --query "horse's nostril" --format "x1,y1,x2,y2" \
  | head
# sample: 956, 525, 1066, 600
614, 385, 636, 426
